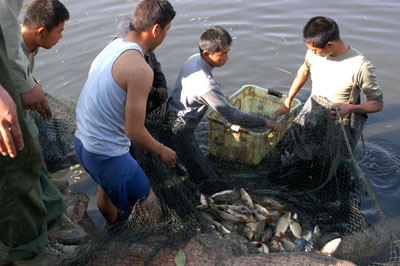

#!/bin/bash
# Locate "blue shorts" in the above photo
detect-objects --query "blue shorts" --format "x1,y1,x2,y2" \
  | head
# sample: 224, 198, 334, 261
75, 137, 150, 211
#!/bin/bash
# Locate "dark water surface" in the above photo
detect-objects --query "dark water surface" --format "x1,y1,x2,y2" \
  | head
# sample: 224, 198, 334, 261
22, 0, 399, 247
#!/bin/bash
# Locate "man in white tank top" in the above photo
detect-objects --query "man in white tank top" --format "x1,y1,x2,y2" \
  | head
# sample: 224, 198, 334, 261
75, 0, 177, 229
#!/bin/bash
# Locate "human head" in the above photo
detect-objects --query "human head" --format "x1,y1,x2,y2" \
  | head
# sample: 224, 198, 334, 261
199, 26, 232, 67
129, 0, 176, 33
117, 18, 131, 38
23, 0, 69, 49
302, 16, 340, 49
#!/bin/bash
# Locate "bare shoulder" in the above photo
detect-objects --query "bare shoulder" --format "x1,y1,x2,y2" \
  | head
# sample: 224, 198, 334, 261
113, 49, 153, 90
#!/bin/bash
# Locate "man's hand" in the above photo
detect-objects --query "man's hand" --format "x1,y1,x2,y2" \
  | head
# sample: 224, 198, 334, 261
266, 119, 283, 133
273, 97, 291, 120
158, 145, 177, 168
157, 87, 168, 103
331, 102, 352, 118
20, 83, 52, 120
273, 103, 290, 119
0, 86, 24, 158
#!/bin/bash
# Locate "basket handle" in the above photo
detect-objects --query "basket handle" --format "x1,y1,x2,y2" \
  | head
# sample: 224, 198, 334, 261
208, 117, 249, 134
267, 89, 283, 98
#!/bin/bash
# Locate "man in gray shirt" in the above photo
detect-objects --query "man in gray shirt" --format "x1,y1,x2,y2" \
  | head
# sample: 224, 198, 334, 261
169, 26, 281, 133
167, 26, 281, 183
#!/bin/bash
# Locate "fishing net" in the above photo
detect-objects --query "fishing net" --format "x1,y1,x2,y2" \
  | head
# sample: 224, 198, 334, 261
29, 92, 79, 173
34, 92, 398, 265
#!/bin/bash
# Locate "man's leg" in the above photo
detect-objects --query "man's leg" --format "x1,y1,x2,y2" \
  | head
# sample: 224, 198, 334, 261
75, 137, 153, 229
96, 186, 117, 224
130, 189, 162, 226
0, 26, 47, 262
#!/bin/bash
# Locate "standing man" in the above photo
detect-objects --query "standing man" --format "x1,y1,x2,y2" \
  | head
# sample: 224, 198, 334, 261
75, 0, 177, 229
116, 17, 169, 115
20, 0, 72, 183
167, 26, 282, 183
20, 0, 70, 146
276, 16, 383, 147
1, 1, 85, 264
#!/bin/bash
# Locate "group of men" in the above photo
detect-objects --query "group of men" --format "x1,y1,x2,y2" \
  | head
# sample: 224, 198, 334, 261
0, 0, 383, 264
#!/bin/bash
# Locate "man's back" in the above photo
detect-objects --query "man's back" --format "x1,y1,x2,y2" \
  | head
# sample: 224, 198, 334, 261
76, 39, 145, 156
169, 53, 216, 122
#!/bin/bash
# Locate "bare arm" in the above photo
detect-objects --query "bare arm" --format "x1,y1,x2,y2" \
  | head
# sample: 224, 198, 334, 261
274, 63, 310, 118
201, 89, 282, 132
0, 84, 24, 158
114, 50, 177, 168
332, 100, 383, 117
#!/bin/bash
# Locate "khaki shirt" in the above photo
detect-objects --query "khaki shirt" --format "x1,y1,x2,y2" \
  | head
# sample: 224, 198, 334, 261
305, 47, 383, 105
0, 0, 36, 94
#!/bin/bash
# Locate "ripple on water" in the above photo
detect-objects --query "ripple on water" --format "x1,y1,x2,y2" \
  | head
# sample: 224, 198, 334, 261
355, 141, 400, 190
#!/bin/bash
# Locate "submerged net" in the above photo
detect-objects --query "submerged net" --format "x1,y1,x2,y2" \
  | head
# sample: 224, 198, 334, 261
36, 92, 398, 265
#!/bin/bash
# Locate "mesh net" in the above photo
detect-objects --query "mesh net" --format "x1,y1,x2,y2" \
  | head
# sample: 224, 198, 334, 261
36, 93, 399, 265
30, 92, 79, 173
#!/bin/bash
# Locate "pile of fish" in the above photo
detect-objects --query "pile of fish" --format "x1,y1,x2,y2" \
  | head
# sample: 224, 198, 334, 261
197, 188, 342, 256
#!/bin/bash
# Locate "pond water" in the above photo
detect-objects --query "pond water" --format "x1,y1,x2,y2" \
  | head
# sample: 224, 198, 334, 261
21, 0, 400, 258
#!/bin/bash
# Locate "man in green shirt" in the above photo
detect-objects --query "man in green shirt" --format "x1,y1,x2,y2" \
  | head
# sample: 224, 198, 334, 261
0, 1, 86, 264
276, 16, 383, 147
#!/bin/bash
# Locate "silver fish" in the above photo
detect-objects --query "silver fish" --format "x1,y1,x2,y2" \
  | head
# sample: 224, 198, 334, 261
261, 226, 273, 243
217, 210, 240, 223
302, 230, 312, 242
246, 222, 259, 234
258, 241, 270, 254
219, 224, 231, 234
223, 221, 242, 235
211, 189, 235, 198
254, 204, 271, 217
320, 238, 341, 255
243, 225, 254, 241
202, 212, 230, 234
255, 219, 267, 241
212, 189, 240, 204
274, 211, 291, 236
313, 225, 321, 238
226, 208, 248, 221
270, 237, 285, 252
226, 204, 251, 215
240, 188, 254, 207
251, 241, 269, 254
261, 196, 286, 209
255, 212, 267, 222
280, 236, 295, 252
200, 194, 208, 207
289, 213, 302, 239
268, 210, 282, 220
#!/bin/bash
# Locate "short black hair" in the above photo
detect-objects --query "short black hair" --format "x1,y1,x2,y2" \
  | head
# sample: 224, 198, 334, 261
199, 26, 232, 54
130, 0, 176, 32
302, 16, 340, 48
23, 0, 70, 30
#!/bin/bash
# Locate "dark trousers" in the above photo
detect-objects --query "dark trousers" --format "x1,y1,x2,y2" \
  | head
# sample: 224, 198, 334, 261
0, 27, 65, 262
